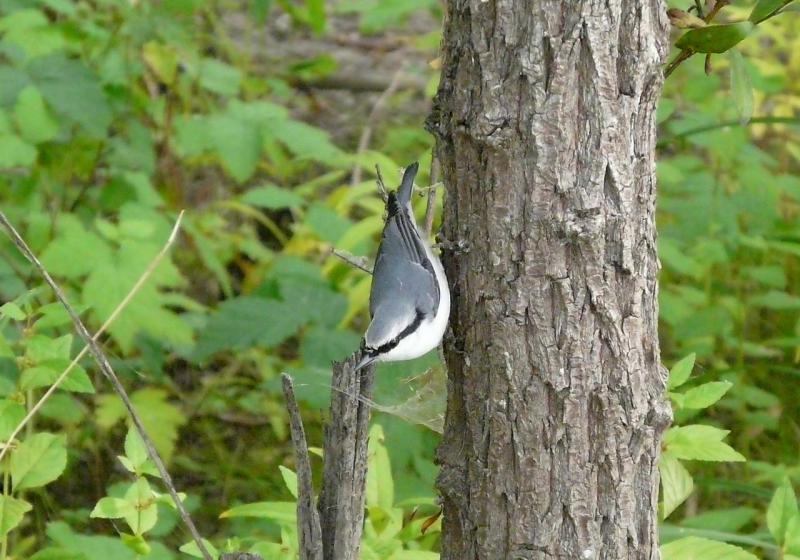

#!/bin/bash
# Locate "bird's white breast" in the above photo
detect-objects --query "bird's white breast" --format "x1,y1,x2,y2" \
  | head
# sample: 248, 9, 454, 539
378, 240, 450, 363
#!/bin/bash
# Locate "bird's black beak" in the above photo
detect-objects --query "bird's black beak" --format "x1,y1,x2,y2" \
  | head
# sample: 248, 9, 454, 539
354, 351, 377, 372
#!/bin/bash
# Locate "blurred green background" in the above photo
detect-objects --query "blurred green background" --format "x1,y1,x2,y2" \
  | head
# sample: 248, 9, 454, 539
0, 0, 798, 558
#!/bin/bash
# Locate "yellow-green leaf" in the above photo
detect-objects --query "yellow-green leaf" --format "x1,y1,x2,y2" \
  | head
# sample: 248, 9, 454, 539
675, 22, 754, 54
0, 496, 31, 536
11, 432, 67, 490
660, 454, 694, 519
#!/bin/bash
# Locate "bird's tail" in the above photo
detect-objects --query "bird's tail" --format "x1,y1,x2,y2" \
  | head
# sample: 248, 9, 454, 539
396, 162, 419, 207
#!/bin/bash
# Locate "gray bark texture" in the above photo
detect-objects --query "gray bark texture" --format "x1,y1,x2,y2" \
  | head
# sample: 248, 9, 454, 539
282, 374, 323, 560
427, 2, 673, 559
317, 353, 375, 560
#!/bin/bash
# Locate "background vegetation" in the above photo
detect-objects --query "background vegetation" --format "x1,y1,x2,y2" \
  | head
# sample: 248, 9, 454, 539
0, 0, 798, 558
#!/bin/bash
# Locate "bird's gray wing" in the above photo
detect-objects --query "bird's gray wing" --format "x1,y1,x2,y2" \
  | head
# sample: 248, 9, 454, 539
366, 206, 438, 348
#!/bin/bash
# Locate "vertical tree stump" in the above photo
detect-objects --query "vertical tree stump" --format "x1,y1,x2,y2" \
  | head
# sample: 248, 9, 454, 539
318, 353, 375, 560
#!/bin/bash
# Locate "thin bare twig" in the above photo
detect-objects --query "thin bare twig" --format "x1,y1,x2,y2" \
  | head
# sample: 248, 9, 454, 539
374, 164, 388, 202
331, 248, 372, 274
424, 156, 441, 239
281, 373, 323, 560
0, 213, 185, 465
0, 211, 213, 560
351, 65, 407, 187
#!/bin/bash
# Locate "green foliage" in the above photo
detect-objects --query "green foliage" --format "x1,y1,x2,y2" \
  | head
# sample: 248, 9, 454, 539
661, 2, 800, 558
219, 423, 439, 558
0, 0, 440, 556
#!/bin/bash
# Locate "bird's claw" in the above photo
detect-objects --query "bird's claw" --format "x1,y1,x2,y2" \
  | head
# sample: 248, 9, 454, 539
434, 235, 470, 254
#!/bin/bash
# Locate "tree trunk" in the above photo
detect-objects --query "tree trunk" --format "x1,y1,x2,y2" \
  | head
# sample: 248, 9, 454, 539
427, 2, 672, 559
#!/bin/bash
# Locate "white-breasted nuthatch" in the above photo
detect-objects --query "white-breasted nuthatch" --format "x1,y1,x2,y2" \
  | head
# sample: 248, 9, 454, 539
355, 162, 451, 370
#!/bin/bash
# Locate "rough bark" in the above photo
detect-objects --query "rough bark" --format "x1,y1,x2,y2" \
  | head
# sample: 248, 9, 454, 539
317, 353, 375, 560
427, 2, 672, 559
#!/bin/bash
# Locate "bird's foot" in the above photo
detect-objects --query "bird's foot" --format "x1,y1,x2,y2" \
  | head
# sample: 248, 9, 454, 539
434, 235, 470, 254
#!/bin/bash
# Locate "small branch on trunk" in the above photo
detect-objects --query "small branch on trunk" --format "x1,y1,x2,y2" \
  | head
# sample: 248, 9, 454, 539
282, 374, 323, 560
318, 351, 375, 560
424, 156, 441, 239
331, 248, 372, 274
0, 211, 214, 560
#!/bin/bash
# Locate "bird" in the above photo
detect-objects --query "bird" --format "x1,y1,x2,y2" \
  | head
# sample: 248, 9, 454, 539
355, 162, 451, 371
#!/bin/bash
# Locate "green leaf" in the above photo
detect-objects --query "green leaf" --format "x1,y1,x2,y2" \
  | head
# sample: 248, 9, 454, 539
142, 41, 179, 85
41, 216, 113, 279
278, 466, 298, 499
0, 133, 36, 168
0, 66, 30, 106
29, 548, 84, 560
271, 119, 342, 163
20, 361, 95, 394
124, 427, 149, 471
11, 432, 68, 490
130, 388, 186, 463
194, 297, 305, 360
35, 302, 77, 329
219, 501, 296, 523
743, 265, 786, 289
749, 0, 793, 23
122, 478, 158, 535
663, 425, 745, 462
46, 521, 145, 560
767, 479, 798, 545
661, 454, 694, 519
659, 239, 704, 279
0, 302, 26, 320
661, 536, 759, 560
207, 113, 262, 183
305, 203, 352, 244
91, 497, 135, 520
728, 50, 754, 125
306, 0, 326, 34
785, 514, 800, 556
680, 381, 732, 410
0, 400, 26, 441
14, 85, 58, 143
675, 22, 754, 54
279, 278, 348, 328
0, 496, 31, 536
179, 538, 219, 559
25, 334, 71, 362
300, 327, 360, 368
199, 58, 242, 97
366, 424, 394, 510
750, 290, 800, 310
120, 533, 150, 556
240, 185, 304, 209
668, 354, 696, 390
681, 508, 758, 532
82, 227, 192, 353
28, 54, 111, 136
